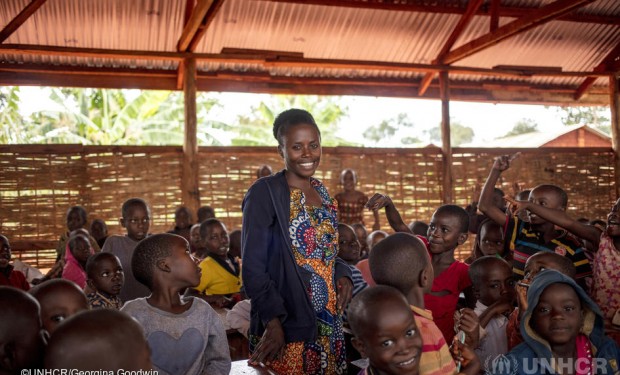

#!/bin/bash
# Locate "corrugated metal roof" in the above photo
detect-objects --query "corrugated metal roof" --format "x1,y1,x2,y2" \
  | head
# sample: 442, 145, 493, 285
0, 0, 618, 104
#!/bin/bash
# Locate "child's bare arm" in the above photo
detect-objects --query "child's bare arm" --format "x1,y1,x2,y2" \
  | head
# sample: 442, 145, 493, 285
477, 298, 514, 329
479, 154, 519, 225
371, 209, 381, 231
504, 196, 602, 248
451, 339, 481, 375
366, 194, 411, 233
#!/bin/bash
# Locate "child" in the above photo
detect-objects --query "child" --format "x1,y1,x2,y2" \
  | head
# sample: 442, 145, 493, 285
187, 218, 242, 308
335, 169, 380, 230
506, 195, 620, 345
90, 218, 109, 248
30, 279, 88, 334
62, 233, 94, 289
352, 223, 370, 260
506, 270, 620, 375
408, 221, 429, 237
121, 233, 231, 375
370, 232, 481, 375
465, 183, 506, 234
0, 235, 30, 290
197, 205, 216, 223
347, 285, 423, 375
168, 206, 193, 242
479, 154, 592, 287
228, 229, 242, 263
0, 286, 46, 373
189, 223, 208, 260
256, 164, 273, 179
367, 194, 476, 343
41, 206, 100, 282
356, 229, 388, 287
468, 256, 515, 366
85, 252, 124, 310
507, 251, 576, 350
102, 197, 151, 302
45, 309, 152, 370
337, 224, 367, 299
465, 218, 507, 264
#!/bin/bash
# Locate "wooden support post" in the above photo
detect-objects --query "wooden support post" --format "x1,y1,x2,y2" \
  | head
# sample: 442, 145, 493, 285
182, 58, 201, 219
440, 71, 453, 203
610, 74, 620, 198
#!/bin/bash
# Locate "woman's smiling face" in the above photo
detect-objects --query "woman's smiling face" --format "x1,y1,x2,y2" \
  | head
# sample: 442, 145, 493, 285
278, 123, 321, 181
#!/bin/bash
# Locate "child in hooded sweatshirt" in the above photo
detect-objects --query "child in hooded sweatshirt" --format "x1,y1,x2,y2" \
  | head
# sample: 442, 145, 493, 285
505, 270, 620, 375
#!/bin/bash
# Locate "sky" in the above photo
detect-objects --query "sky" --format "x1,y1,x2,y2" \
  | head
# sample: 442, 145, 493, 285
17, 87, 578, 147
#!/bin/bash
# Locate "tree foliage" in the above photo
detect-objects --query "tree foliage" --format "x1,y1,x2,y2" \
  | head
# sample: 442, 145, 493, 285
500, 118, 539, 138
362, 113, 420, 146
427, 120, 475, 147
552, 105, 611, 135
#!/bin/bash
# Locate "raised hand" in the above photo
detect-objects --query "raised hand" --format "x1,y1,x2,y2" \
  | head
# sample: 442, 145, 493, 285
492, 153, 520, 172
365, 193, 392, 211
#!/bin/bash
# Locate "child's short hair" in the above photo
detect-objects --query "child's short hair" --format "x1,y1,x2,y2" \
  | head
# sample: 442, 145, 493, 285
347, 285, 408, 336
532, 184, 568, 209
131, 233, 180, 289
435, 204, 469, 233
67, 206, 87, 222
339, 168, 357, 184
68, 234, 90, 252
272, 108, 320, 144
369, 233, 429, 295
526, 251, 576, 279
121, 198, 149, 218
197, 206, 215, 222
199, 218, 225, 239
86, 252, 119, 279
469, 256, 512, 285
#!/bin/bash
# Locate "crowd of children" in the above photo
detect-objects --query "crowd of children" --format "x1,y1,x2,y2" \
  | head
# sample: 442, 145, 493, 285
2, 153, 620, 375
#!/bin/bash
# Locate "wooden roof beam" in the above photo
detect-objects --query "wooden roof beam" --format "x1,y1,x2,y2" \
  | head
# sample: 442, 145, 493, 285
418, 0, 484, 96
264, 0, 620, 26
443, 0, 595, 65
1, 44, 613, 79
574, 41, 620, 100
0, 0, 48, 43
177, 0, 217, 52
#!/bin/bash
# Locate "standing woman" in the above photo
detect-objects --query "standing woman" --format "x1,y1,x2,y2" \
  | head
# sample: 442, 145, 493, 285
242, 109, 352, 374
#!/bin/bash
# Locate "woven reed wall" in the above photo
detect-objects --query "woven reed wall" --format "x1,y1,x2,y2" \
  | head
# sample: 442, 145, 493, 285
0, 145, 615, 269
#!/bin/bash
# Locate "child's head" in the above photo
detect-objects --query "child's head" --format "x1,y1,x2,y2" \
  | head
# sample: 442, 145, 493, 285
132, 233, 201, 291
606, 198, 620, 238
68, 234, 93, 266
0, 286, 46, 373
527, 184, 568, 225
367, 230, 388, 254
89, 219, 108, 242
348, 285, 422, 375
120, 198, 151, 242
469, 256, 515, 306
189, 223, 203, 250
370, 233, 433, 295
256, 164, 273, 179
45, 309, 152, 370
473, 219, 505, 259
491, 187, 506, 211
408, 221, 428, 237
427, 204, 469, 254
197, 205, 216, 223
523, 251, 576, 282
86, 252, 124, 297
66, 206, 88, 232
229, 229, 242, 259
524, 270, 600, 351
29, 279, 88, 335
512, 189, 531, 221
352, 223, 369, 258
174, 206, 193, 230
199, 218, 229, 259
337, 224, 360, 264
0, 235, 11, 270
339, 168, 358, 191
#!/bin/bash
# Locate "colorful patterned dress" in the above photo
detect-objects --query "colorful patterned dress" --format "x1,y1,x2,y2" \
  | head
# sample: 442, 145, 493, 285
269, 178, 346, 374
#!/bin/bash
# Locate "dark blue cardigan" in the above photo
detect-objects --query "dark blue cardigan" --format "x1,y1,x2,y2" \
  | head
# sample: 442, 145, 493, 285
241, 170, 351, 343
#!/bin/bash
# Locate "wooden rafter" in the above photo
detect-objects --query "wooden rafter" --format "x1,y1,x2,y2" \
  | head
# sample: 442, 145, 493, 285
418, 0, 484, 96
177, 0, 220, 52
1, 44, 610, 79
443, 0, 594, 65
574, 41, 620, 100
0, 0, 48, 43
264, 0, 620, 26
